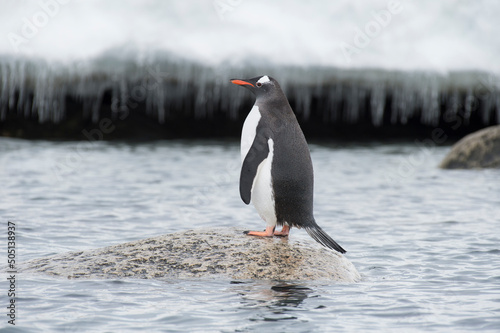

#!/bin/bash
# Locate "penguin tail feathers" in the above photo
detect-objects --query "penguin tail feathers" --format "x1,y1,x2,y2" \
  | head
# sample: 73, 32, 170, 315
304, 224, 346, 254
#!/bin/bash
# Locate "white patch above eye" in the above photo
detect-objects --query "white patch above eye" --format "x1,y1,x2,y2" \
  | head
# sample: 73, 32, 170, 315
257, 76, 270, 84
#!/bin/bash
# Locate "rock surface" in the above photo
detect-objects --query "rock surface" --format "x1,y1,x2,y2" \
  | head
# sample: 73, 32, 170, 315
440, 125, 500, 169
20, 228, 360, 282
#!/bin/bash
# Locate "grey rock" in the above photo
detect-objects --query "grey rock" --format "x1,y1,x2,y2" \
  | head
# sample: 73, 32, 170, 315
19, 227, 360, 282
440, 125, 500, 169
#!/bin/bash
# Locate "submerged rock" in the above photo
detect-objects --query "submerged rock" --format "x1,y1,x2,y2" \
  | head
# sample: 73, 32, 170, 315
20, 227, 360, 282
439, 125, 500, 169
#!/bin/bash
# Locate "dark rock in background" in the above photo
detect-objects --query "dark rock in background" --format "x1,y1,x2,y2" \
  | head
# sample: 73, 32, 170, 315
440, 125, 500, 169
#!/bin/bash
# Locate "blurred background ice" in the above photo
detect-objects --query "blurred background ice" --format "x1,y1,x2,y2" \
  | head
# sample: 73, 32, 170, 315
0, 0, 499, 138
2, 0, 499, 71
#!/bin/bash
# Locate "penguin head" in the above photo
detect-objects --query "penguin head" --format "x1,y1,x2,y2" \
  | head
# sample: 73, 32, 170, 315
231, 75, 279, 99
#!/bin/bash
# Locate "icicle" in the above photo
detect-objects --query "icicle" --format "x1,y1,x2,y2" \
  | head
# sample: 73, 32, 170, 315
0, 62, 8, 121
495, 94, 500, 124
370, 83, 385, 127
0, 55, 499, 133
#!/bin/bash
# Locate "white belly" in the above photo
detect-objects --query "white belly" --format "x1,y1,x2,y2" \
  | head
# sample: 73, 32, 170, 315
250, 138, 277, 227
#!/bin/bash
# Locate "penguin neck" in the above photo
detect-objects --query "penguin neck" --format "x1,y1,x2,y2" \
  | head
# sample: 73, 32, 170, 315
255, 90, 293, 117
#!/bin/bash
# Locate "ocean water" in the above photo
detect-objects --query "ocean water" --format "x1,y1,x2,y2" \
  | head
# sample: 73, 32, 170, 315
0, 138, 499, 332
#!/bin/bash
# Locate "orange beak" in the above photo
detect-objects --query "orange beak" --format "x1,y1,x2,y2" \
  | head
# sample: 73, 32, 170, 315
231, 79, 254, 87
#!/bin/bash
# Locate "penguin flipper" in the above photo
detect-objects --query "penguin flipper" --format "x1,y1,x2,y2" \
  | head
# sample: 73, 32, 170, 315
239, 134, 270, 205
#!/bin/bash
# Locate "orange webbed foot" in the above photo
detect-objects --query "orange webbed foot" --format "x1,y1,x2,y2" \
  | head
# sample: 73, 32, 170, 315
273, 225, 290, 237
243, 226, 275, 237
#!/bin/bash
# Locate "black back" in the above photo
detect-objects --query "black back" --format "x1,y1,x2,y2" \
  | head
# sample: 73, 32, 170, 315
256, 87, 315, 227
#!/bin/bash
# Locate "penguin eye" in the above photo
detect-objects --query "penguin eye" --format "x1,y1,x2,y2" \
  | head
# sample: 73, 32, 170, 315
256, 82, 262, 87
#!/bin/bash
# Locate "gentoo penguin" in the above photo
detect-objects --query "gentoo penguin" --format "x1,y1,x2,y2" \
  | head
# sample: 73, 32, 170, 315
231, 75, 346, 253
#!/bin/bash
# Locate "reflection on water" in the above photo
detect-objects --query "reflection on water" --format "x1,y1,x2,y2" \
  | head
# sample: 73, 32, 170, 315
270, 284, 313, 308
230, 280, 314, 323
235, 281, 312, 306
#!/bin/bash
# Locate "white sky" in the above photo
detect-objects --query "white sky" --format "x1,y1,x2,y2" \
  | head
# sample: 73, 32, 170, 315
0, 0, 499, 73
